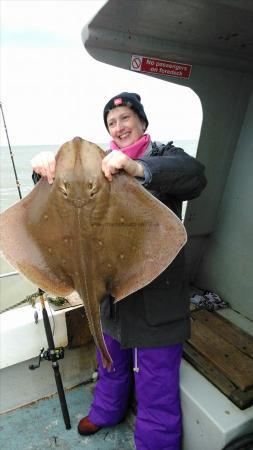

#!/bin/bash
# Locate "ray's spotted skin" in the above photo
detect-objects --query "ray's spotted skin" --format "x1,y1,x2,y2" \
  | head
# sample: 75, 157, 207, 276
0, 137, 187, 370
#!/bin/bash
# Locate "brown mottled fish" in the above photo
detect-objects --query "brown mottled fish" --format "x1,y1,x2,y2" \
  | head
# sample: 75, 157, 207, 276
0, 137, 187, 370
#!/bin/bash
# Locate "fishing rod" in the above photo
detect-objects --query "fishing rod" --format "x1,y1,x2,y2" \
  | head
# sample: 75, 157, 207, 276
29, 289, 71, 430
0, 101, 71, 429
0, 101, 22, 199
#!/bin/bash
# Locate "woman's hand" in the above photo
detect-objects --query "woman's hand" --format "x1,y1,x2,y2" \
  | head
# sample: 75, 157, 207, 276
102, 150, 144, 182
31, 151, 56, 184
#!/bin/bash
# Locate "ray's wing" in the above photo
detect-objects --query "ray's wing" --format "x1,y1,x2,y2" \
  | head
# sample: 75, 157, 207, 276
0, 178, 74, 297
94, 172, 187, 301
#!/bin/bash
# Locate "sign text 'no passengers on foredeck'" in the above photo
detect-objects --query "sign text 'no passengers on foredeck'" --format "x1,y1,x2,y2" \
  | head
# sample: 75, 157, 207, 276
130, 55, 192, 79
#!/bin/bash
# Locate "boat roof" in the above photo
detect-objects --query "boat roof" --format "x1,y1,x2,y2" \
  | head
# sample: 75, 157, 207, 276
82, 0, 253, 75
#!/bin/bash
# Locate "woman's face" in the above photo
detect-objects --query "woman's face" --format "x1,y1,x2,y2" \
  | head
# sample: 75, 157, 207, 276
107, 106, 145, 148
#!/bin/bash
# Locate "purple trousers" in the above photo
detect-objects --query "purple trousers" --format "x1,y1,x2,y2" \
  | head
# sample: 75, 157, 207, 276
89, 334, 183, 450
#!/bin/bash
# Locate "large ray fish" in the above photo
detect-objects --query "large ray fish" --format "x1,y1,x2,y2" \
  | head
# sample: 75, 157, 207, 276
0, 137, 187, 369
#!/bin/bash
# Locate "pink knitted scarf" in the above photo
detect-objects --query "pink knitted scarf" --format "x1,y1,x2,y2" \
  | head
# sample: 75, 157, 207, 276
109, 134, 151, 159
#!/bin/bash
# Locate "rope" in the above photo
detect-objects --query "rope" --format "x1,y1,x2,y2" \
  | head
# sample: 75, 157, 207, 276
0, 292, 67, 314
0, 292, 39, 314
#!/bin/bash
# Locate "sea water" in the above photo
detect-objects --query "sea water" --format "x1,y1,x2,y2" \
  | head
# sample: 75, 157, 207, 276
0, 140, 197, 213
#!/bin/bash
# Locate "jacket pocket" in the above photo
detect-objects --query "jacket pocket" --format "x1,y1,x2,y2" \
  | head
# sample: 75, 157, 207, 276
143, 265, 189, 326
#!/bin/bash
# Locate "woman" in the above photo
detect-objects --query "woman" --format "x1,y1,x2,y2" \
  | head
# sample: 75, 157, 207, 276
32, 92, 207, 450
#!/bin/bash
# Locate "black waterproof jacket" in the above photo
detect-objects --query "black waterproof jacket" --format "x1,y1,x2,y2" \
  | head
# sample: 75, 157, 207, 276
100, 141, 207, 348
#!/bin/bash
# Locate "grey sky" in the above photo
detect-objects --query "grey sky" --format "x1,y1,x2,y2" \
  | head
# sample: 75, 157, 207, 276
1, 0, 202, 146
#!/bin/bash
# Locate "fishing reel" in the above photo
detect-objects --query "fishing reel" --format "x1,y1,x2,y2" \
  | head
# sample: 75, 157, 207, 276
29, 346, 64, 370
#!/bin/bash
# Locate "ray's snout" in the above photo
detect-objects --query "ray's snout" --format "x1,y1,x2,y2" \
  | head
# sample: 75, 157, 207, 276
54, 138, 109, 208
51, 138, 112, 216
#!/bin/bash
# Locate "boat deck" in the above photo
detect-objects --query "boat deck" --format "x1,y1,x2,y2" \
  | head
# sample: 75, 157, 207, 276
1, 383, 135, 450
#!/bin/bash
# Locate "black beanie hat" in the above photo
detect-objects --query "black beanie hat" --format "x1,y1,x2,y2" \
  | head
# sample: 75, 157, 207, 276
103, 92, 149, 131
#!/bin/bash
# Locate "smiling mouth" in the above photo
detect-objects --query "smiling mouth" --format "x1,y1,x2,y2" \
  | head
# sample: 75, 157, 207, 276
119, 132, 130, 140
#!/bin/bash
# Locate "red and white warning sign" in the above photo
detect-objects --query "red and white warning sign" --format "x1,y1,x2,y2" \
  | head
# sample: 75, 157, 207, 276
130, 55, 192, 79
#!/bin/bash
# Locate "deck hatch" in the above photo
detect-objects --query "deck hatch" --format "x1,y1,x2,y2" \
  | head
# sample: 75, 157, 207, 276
184, 309, 253, 409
